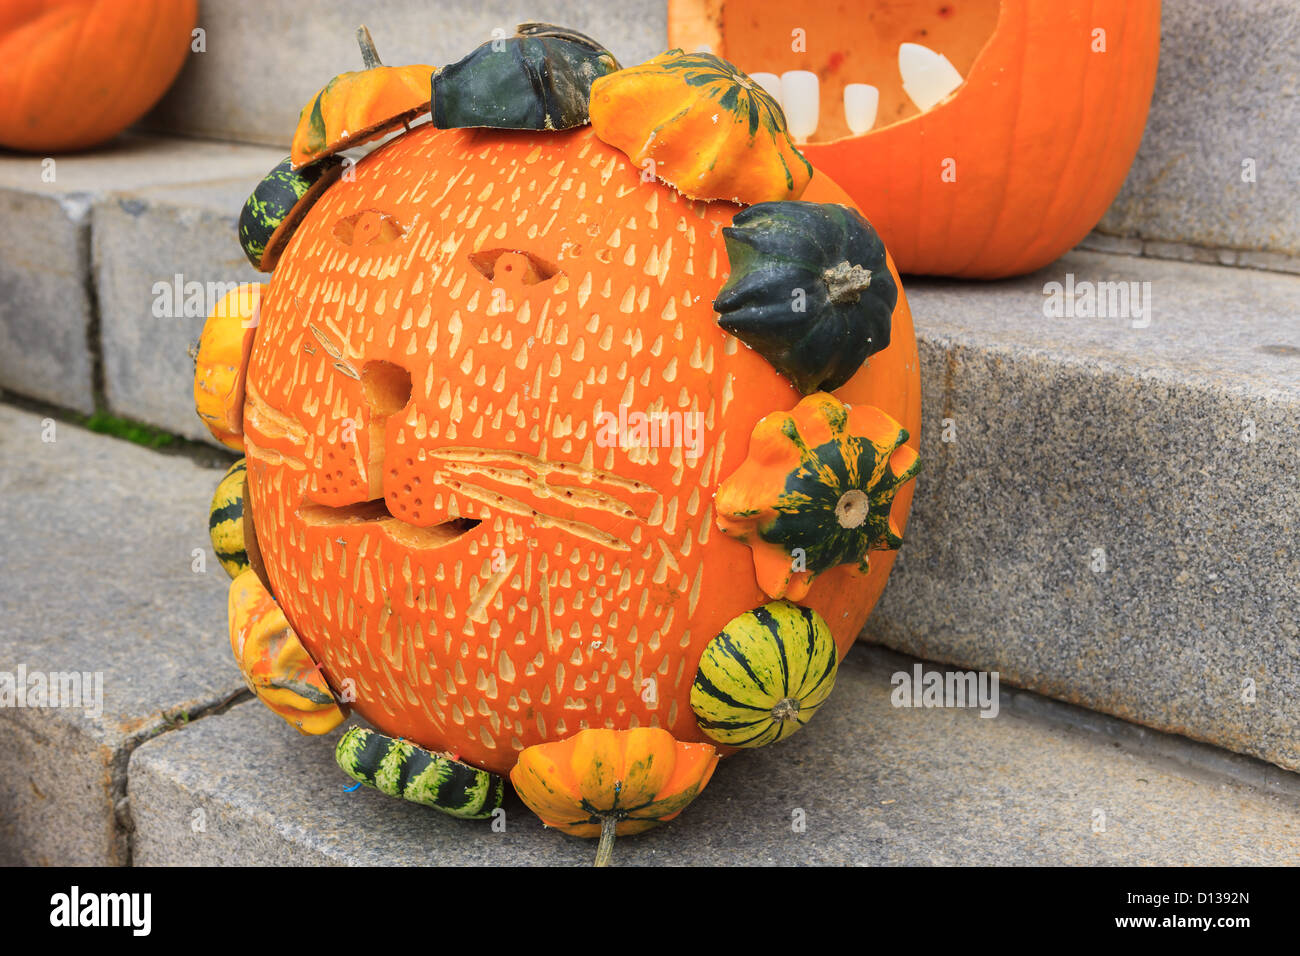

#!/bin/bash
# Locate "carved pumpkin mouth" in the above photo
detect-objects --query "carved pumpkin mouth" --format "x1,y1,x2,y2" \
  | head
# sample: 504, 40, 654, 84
670, 0, 1001, 142
298, 496, 482, 548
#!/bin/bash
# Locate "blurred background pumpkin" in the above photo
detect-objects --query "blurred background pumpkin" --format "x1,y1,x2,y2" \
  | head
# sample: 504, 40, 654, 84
669, 0, 1161, 279
0, 0, 197, 152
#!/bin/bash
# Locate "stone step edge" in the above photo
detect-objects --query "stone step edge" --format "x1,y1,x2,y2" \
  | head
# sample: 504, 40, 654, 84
104, 128, 1300, 281
110, 688, 255, 865
1078, 230, 1300, 278
861, 643, 1300, 799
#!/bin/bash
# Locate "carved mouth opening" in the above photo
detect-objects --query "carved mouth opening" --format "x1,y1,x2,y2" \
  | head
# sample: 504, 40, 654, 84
672, 0, 1001, 141
299, 497, 481, 548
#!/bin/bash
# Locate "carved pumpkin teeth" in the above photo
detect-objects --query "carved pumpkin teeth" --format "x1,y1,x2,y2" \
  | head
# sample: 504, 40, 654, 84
747, 71, 783, 105
898, 42, 963, 112
779, 69, 820, 141
843, 83, 879, 135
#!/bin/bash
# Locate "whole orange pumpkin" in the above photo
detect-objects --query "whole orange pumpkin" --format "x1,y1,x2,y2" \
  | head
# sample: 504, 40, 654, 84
0, 0, 197, 152
670, 0, 1161, 278
241, 122, 920, 775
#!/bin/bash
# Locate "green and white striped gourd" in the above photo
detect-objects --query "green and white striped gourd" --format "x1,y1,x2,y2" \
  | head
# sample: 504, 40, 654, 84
335, 727, 504, 819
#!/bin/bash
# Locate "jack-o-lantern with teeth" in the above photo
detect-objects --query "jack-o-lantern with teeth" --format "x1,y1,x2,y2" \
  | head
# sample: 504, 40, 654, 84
196, 24, 920, 864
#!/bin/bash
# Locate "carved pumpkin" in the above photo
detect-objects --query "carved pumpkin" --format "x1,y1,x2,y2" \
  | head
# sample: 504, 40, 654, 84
511, 727, 718, 865
669, 0, 1161, 278
0, 0, 196, 152
290, 26, 434, 169
233, 119, 919, 777
589, 49, 812, 205
198, 27, 924, 862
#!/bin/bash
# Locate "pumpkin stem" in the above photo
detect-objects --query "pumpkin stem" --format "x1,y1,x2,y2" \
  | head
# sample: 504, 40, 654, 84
594, 816, 618, 867
823, 261, 873, 305
356, 25, 383, 69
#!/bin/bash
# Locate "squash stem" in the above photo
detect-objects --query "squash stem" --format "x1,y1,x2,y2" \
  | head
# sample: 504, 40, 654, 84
357, 25, 383, 69
823, 261, 873, 305
594, 816, 617, 867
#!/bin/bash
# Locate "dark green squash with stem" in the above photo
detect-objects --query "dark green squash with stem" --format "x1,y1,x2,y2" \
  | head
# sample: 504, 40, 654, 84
714, 201, 897, 393
432, 22, 619, 130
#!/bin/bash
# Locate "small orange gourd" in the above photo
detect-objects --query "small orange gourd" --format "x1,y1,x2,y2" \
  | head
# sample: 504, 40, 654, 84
228, 570, 345, 736
193, 283, 263, 451
290, 26, 433, 169
511, 728, 719, 866
590, 49, 812, 205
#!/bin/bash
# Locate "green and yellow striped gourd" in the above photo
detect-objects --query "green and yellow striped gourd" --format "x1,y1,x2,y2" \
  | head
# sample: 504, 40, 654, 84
690, 600, 838, 748
209, 459, 250, 578
335, 727, 504, 820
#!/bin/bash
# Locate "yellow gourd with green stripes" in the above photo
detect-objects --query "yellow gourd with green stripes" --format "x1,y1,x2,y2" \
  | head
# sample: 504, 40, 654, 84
209, 459, 250, 578
690, 600, 838, 747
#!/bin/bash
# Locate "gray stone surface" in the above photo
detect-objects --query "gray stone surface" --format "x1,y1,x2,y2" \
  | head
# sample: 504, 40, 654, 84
127, 645, 1300, 866
872, 250, 1300, 772
93, 173, 277, 444
1098, 0, 1300, 264
0, 135, 286, 418
0, 404, 244, 864
142, 0, 667, 148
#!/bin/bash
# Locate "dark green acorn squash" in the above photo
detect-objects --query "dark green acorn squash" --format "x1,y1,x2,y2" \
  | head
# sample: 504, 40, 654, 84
431, 22, 619, 131
239, 156, 344, 272
713, 201, 897, 394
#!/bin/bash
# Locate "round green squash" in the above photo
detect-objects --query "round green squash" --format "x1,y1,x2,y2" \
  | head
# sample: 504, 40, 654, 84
209, 458, 250, 579
335, 727, 505, 820
713, 201, 897, 394
239, 155, 344, 272
690, 600, 838, 747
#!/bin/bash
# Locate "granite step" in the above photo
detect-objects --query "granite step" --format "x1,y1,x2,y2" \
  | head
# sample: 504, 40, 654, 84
873, 250, 1300, 773
0, 134, 285, 420
0, 404, 243, 865
125, 643, 1300, 866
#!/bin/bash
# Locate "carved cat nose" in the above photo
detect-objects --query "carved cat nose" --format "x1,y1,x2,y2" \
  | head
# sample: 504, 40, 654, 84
467, 248, 559, 286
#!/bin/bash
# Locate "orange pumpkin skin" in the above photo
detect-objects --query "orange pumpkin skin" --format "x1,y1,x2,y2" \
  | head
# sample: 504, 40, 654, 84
670, 0, 1161, 279
243, 122, 919, 776
0, 0, 197, 153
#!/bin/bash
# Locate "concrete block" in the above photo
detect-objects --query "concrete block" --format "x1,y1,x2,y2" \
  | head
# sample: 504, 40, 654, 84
0, 404, 245, 864
143, 0, 667, 147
